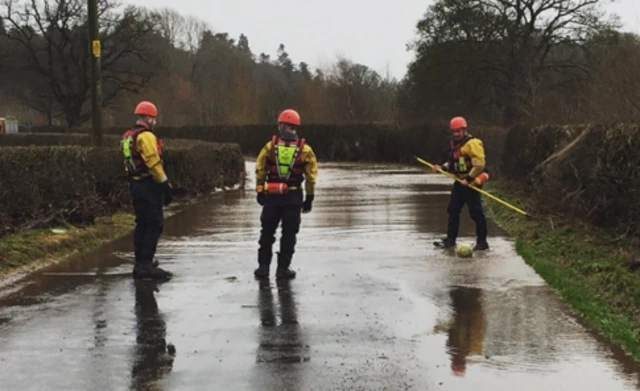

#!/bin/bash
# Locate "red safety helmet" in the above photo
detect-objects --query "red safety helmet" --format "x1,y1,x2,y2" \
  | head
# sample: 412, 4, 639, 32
135, 101, 158, 118
450, 116, 467, 131
278, 109, 301, 126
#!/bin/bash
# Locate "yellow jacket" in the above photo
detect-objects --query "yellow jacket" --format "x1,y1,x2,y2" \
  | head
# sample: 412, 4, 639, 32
130, 131, 168, 183
445, 137, 486, 181
255, 138, 318, 195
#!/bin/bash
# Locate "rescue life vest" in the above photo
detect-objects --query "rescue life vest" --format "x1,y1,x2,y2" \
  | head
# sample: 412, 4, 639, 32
121, 126, 164, 177
266, 135, 306, 189
448, 135, 475, 175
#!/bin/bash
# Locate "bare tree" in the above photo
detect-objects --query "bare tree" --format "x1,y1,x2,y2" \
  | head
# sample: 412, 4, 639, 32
584, 32, 640, 122
182, 15, 207, 55
1, 3, 402, 126
327, 56, 391, 122
1, 0, 160, 126
155, 7, 183, 47
0, 17, 7, 70
405, 0, 620, 125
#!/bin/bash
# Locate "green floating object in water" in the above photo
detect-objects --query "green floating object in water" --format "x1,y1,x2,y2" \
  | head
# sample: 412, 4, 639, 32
51, 228, 68, 234
455, 244, 474, 258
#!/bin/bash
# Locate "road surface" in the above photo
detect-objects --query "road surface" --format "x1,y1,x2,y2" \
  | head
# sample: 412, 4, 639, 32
0, 162, 639, 390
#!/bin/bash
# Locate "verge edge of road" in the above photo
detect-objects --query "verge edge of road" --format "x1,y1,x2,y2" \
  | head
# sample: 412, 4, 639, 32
485, 180, 640, 364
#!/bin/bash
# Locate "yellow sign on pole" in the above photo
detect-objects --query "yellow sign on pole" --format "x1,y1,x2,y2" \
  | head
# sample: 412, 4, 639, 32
92, 40, 101, 58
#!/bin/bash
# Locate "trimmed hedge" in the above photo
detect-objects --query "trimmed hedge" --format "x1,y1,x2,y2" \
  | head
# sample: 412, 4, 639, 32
0, 133, 121, 147
19, 122, 507, 168
134, 123, 507, 167
0, 139, 244, 237
501, 122, 640, 235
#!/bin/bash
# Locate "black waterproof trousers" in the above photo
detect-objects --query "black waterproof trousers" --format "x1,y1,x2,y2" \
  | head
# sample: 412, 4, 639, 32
130, 178, 165, 266
257, 191, 303, 268
446, 182, 488, 243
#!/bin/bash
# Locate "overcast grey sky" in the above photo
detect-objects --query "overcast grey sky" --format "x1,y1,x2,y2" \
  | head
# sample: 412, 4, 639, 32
128, 0, 640, 80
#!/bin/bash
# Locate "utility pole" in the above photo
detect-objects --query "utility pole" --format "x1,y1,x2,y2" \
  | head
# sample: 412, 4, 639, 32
88, 0, 102, 146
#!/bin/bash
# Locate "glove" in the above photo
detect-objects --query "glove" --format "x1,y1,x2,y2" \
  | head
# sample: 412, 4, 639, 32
433, 164, 448, 173
257, 192, 266, 206
464, 175, 477, 187
160, 181, 173, 206
302, 194, 314, 213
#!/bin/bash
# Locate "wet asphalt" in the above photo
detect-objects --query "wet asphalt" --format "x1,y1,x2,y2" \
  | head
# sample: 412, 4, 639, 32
1, 161, 640, 390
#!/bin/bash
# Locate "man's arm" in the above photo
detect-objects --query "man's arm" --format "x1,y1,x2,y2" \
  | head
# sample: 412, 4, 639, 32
255, 141, 271, 192
136, 132, 168, 183
434, 147, 450, 172
302, 144, 318, 195
463, 139, 486, 180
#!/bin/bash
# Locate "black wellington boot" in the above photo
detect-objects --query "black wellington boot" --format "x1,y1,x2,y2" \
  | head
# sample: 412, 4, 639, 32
275, 253, 296, 280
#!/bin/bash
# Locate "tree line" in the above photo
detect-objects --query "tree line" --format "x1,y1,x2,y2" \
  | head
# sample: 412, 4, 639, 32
0, 0, 637, 128
0, 0, 398, 127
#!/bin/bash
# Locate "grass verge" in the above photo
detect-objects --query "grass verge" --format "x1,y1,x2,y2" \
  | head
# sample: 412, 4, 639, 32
0, 213, 135, 279
485, 180, 640, 363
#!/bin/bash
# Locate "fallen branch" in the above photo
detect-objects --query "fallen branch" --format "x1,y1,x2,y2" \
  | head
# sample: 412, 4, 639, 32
19, 204, 79, 231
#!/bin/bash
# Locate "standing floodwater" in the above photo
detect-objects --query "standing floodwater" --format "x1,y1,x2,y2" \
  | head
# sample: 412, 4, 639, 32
0, 162, 638, 390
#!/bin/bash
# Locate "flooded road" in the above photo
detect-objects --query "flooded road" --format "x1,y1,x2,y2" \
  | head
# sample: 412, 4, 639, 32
1, 161, 640, 390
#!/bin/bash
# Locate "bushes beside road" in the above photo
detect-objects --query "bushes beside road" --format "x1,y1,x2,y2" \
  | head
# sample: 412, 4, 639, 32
23, 123, 507, 166
501, 123, 640, 238
0, 135, 244, 238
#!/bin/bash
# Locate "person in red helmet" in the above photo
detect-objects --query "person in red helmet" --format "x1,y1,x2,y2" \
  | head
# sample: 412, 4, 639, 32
253, 109, 318, 279
433, 116, 490, 251
121, 101, 173, 280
